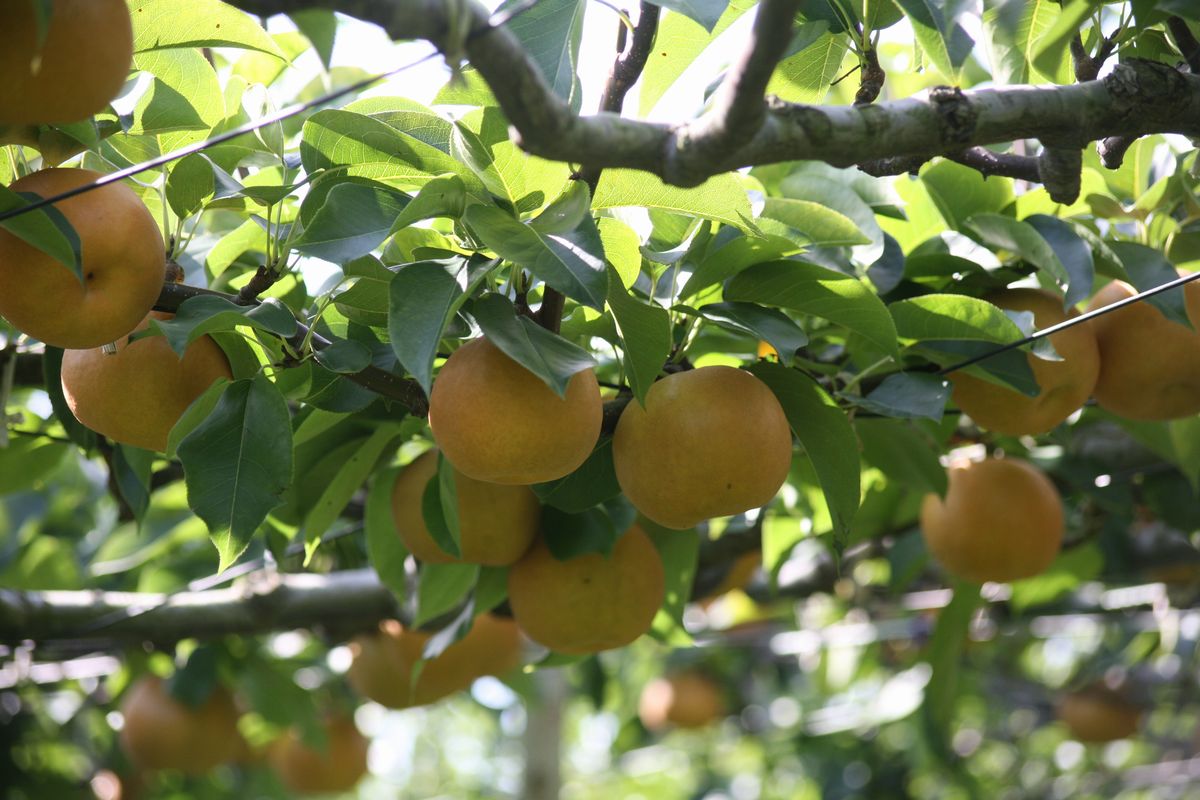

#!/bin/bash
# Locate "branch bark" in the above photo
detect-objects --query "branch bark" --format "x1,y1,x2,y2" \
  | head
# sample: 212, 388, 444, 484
225, 1, 1200, 192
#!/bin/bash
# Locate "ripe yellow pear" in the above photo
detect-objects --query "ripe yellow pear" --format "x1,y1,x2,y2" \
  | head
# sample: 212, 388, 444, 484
920, 457, 1063, 584
61, 312, 233, 452
0, 168, 164, 349
0, 0, 133, 124
392, 449, 540, 566
638, 671, 727, 731
1057, 686, 1142, 743
949, 288, 1099, 435
506, 523, 665, 654
118, 676, 241, 775
347, 614, 522, 708
428, 337, 602, 484
1086, 278, 1200, 420
268, 716, 369, 795
613, 366, 792, 530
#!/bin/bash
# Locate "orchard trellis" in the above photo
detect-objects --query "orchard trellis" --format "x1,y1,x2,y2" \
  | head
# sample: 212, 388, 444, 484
5, 0, 1200, 798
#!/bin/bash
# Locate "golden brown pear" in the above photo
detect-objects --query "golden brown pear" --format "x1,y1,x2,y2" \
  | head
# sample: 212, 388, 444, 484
0, 0, 133, 124
920, 457, 1063, 584
428, 337, 602, 484
612, 366, 792, 530
0, 168, 164, 349
392, 449, 540, 566
1086, 278, 1200, 420
1057, 686, 1142, 743
61, 312, 233, 452
506, 523, 665, 654
268, 716, 369, 796
347, 614, 522, 708
949, 288, 1099, 435
118, 676, 241, 775
638, 671, 727, 731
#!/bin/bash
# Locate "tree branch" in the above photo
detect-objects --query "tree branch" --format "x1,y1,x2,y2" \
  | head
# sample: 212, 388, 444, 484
0, 569, 399, 644
858, 145, 1041, 182
226, 1, 1200, 195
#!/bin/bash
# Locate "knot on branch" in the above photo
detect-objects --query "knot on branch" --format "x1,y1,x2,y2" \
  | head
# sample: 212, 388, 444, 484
1037, 146, 1083, 204
928, 85, 976, 147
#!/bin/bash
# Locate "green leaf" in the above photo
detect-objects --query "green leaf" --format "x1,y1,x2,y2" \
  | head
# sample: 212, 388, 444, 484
1009, 545, 1103, 611
693, 302, 809, 366
680, 233, 801, 298
725, 260, 900, 358
893, 0, 974, 77
984, 0, 1066, 85
292, 182, 410, 263
290, 10, 338, 68
533, 437, 623, 512
389, 260, 466, 396
166, 154, 216, 218
851, 372, 951, 422
392, 175, 467, 231
1111, 241, 1192, 329
301, 109, 478, 191
749, 362, 860, 547
855, 418, 947, 496
0, 184, 82, 280
890, 294, 1026, 343
596, 218, 643, 288
541, 504, 627, 560
312, 339, 372, 374
922, 582, 983, 754
365, 466, 408, 600
965, 214, 1069, 286
498, 0, 586, 111
765, 23, 852, 105
470, 294, 597, 398
1030, 0, 1092, 80
178, 375, 294, 571
920, 160, 1014, 231
131, 0, 286, 56
638, 0, 754, 114
130, 50, 223, 135
421, 464, 461, 560
607, 273, 671, 406
1025, 215, 1094, 308
415, 563, 479, 626
302, 424, 401, 552
644, 518, 700, 645
151, 296, 298, 357
593, 170, 753, 233
464, 204, 607, 310
653, 0, 730, 30
772, 172, 884, 249
42, 348, 96, 450
451, 108, 571, 212
112, 445, 155, 523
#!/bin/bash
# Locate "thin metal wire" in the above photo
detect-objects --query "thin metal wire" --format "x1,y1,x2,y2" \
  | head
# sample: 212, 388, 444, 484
0, 0, 545, 226
938, 271, 1200, 375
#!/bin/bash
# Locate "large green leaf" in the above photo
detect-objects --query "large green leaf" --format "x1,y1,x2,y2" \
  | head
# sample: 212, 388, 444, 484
451, 108, 571, 213
1030, 0, 1092, 81
465, 204, 607, 310
638, 0, 754, 114
498, 0, 586, 112
151, 295, 298, 357
414, 563, 479, 627
1111, 241, 1192, 329
692, 302, 809, 366
292, 182, 410, 263
178, 375, 294, 571
389, 260, 466, 396
749, 362, 860, 548
302, 424, 402, 554
680, 233, 800, 299
761, 198, 871, 247
365, 467, 409, 601
765, 23, 851, 105
130, 50, 223, 135
725, 261, 900, 357
893, 0, 975, 77
890, 294, 1026, 343
470, 294, 597, 397
920, 160, 1014, 231
131, 0, 285, 56
983, 0, 1065, 85
966, 214, 1069, 286
593, 170, 753, 233
0, 184, 82, 278
607, 272, 671, 407
856, 418, 947, 496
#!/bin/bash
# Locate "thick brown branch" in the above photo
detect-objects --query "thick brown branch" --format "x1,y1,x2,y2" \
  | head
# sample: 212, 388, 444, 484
226, 1, 1200, 190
